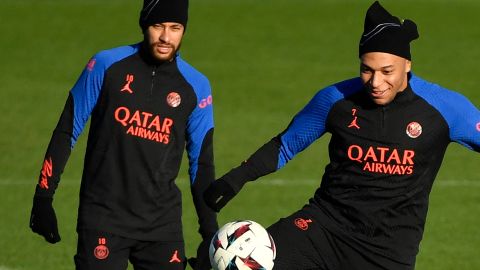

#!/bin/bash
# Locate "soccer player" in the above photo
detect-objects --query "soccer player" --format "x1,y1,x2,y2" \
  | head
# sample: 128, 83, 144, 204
29, 0, 217, 269
204, 1, 480, 270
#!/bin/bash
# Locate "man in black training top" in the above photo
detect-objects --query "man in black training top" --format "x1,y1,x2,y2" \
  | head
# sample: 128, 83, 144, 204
205, 2, 480, 270
29, 1, 217, 269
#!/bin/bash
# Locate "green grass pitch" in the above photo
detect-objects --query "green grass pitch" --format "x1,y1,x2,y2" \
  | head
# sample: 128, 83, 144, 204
0, 0, 478, 269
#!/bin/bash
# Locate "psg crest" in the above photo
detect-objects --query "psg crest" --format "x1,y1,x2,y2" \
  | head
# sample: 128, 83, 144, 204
167, 92, 181, 108
406, 122, 422, 138
94, 245, 109, 260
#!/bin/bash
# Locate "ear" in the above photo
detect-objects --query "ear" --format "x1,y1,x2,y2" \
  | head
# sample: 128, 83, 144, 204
405, 60, 412, 73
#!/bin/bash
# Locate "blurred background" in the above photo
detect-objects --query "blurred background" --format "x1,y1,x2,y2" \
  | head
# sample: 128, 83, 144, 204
0, 0, 478, 269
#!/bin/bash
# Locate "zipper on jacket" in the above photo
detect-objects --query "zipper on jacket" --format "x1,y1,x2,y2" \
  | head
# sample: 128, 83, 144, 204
150, 66, 157, 96
381, 106, 387, 138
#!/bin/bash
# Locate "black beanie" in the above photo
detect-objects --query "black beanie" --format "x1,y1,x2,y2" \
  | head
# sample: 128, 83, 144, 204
359, 1, 419, 60
139, 0, 189, 30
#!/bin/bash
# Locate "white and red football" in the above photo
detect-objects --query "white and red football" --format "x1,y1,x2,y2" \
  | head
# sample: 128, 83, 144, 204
209, 220, 276, 270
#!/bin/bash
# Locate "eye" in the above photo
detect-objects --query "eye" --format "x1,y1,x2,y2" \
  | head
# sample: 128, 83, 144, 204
383, 70, 393, 75
361, 66, 371, 74
171, 25, 183, 31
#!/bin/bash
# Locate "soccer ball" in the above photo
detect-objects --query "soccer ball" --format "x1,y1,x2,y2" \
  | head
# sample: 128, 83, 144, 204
209, 220, 276, 270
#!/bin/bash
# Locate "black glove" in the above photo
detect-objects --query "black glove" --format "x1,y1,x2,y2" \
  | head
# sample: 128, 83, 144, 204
203, 179, 237, 212
29, 196, 61, 244
188, 234, 214, 270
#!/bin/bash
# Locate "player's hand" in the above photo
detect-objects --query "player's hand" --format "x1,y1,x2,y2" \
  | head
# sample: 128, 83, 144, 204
188, 235, 213, 270
29, 196, 61, 244
204, 179, 236, 212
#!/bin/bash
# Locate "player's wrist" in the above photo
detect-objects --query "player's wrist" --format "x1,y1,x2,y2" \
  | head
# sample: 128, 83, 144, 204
33, 195, 53, 203
199, 224, 218, 240
221, 172, 248, 193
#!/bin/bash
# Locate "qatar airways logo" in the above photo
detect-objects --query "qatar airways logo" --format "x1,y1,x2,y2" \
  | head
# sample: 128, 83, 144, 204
114, 106, 173, 144
347, 145, 415, 175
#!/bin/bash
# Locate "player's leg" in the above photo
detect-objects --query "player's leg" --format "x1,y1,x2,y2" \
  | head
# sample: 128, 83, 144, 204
129, 240, 186, 270
267, 207, 416, 270
330, 236, 415, 270
267, 210, 329, 270
74, 229, 131, 270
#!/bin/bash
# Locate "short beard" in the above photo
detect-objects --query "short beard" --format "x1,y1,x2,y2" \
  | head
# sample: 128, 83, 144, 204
145, 39, 182, 63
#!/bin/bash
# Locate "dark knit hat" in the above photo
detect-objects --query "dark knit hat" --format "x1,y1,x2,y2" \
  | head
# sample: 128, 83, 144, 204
359, 1, 419, 60
139, 0, 189, 30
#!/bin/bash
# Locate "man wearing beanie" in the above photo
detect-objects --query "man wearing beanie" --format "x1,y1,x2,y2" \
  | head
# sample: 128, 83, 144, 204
29, 0, 218, 269
205, 1, 479, 269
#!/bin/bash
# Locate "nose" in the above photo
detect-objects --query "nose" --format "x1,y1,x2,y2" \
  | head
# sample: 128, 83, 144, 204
370, 72, 383, 89
159, 29, 169, 43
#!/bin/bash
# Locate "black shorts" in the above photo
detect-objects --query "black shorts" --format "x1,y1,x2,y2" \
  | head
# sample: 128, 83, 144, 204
74, 229, 186, 270
266, 209, 414, 270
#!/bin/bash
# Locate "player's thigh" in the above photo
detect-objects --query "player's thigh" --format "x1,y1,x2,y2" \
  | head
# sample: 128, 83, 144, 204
74, 229, 131, 270
129, 240, 186, 270
267, 211, 328, 270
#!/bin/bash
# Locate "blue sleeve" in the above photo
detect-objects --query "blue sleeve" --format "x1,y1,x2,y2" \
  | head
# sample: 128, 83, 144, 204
35, 44, 138, 197
177, 57, 215, 184
178, 57, 218, 236
278, 77, 363, 168
70, 44, 139, 147
410, 75, 480, 152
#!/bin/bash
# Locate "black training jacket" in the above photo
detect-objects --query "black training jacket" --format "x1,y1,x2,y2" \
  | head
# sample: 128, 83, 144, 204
221, 74, 479, 265
35, 43, 218, 240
